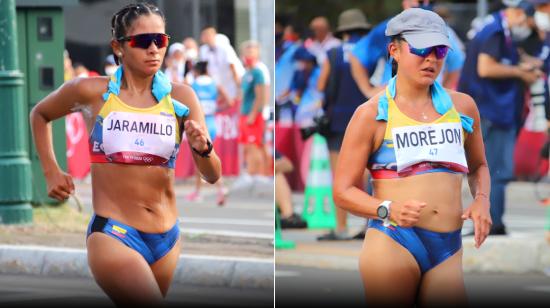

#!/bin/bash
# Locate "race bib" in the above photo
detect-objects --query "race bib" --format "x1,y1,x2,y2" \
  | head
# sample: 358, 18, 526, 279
391, 122, 468, 173
102, 111, 176, 163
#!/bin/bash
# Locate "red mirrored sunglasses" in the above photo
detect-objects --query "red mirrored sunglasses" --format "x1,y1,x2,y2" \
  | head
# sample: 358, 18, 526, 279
117, 33, 170, 49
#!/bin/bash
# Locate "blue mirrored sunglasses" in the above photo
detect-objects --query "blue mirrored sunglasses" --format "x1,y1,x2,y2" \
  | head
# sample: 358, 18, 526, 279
407, 43, 449, 60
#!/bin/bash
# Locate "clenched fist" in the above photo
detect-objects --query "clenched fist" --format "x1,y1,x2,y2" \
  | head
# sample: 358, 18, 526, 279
389, 200, 427, 227
184, 119, 209, 153
45, 169, 75, 201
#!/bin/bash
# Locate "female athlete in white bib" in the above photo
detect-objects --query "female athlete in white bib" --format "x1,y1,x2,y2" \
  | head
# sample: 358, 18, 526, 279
30, 3, 221, 306
333, 8, 492, 306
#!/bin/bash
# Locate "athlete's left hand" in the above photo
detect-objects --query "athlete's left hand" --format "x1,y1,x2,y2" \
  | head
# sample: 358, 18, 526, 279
184, 119, 209, 152
462, 198, 492, 249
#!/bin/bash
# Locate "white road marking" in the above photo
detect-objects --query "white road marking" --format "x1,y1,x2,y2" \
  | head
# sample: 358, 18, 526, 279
181, 203, 273, 210
180, 227, 273, 239
180, 217, 273, 226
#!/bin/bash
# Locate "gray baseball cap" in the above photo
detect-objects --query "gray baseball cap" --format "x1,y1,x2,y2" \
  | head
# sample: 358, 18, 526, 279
385, 8, 451, 49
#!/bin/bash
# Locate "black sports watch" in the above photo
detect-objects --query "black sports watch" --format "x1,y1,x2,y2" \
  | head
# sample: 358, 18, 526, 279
192, 139, 213, 158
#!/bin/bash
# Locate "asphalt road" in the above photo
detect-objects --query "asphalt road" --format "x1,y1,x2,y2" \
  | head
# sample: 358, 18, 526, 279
0, 274, 273, 308
276, 265, 550, 307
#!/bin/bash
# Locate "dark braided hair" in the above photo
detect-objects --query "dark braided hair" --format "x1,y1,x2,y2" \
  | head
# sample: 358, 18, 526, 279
111, 2, 166, 65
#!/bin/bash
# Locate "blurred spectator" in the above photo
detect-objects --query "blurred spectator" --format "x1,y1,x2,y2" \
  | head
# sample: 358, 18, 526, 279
183, 37, 199, 62
164, 42, 187, 84
199, 27, 244, 108
458, 0, 540, 235
187, 61, 229, 205
305, 16, 341, 65
277, 46, 322, 131
275, 151, 307, 228
276, 15, 288, 62
74, 62, 99, 78
284, 23, 302, 43
275, 21, 304, 104
238, 40, 270, 184
315, 8, 370, 240
183, 37, 199, 84
104, 54, 118, 76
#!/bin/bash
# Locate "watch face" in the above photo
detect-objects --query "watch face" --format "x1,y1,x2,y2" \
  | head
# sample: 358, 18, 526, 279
377, 205, 388, 219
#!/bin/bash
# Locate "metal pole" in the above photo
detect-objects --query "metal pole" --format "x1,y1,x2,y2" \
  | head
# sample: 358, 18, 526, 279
249, 0, 257, 41
0, 0, 33, 224
192, 0, 200, 40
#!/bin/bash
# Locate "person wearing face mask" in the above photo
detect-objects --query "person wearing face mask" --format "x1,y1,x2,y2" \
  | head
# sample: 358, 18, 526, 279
457, 0, 541, 236
349, 0, 465, 98
239, 41, 270, 184
182, 37, 199, 84
164, 42, 186, 84
199, 27, 244, 109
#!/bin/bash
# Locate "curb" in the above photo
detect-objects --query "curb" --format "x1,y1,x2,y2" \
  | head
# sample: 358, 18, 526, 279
0, 245, 273, 290
462, 235, 550, 273
276, 236, 550, 274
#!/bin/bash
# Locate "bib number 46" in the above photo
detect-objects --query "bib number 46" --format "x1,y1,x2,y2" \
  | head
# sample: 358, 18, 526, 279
135, 138, 145, 147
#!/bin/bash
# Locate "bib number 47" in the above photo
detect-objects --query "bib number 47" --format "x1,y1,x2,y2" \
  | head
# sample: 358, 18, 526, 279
429, 148, 438, 156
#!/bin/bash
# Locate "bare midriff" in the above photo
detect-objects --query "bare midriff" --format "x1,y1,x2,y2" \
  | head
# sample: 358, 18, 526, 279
91, 163, 178, 233
372, 172, 464, 232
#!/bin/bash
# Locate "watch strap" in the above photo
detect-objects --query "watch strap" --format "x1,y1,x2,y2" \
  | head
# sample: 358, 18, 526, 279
192, 139, 213, 158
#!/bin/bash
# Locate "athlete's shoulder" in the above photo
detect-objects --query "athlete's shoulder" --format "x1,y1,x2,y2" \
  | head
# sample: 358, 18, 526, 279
354, 91, 384, 122
69, 76, 109, 101
170, 82, 199, 118
170, 82, 197, 102
447, 89, 478, 118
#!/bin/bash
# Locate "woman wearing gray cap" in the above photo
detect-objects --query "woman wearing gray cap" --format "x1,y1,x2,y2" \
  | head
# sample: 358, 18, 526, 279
333, 8, 491, 306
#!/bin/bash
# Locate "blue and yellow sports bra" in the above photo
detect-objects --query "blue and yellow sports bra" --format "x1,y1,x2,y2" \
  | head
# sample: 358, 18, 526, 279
89, 66, 189, 169
368, 77, 474, 179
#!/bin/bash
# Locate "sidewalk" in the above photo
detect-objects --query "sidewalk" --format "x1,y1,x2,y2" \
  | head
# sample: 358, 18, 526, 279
0, 177, 274, 290
276, 181, 550, 274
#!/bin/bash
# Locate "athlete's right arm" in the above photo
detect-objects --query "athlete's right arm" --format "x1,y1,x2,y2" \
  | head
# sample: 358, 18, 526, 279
332, 95, 426, 227
332, 97, 383, 219
29, 77, 105, 200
